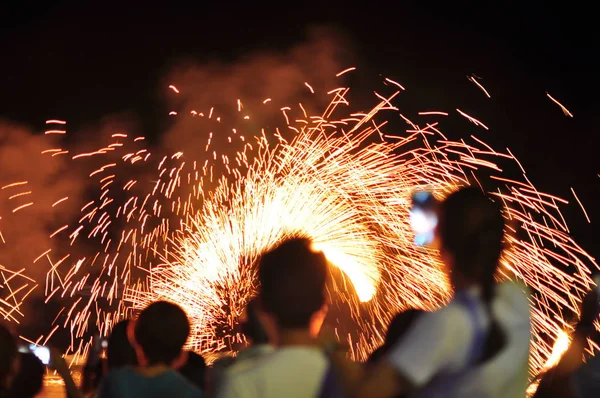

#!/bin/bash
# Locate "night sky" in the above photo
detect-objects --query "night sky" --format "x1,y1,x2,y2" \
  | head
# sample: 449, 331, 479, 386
1, 3, 599, 266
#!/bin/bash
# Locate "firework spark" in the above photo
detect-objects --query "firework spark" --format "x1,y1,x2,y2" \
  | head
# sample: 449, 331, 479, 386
546, 92, 574, 117
468, 74, 491, 98
0, 70, 597, 377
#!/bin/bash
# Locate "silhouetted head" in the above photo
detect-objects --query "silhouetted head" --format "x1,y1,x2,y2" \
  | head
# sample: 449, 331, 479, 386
107, 320, 138, 369
258, 237, 328, 331
0, 324, 17, 391
134, 301, 190, 366
8, 352, 44, 398
240, 298, 269, 345
437, 186, 505, 293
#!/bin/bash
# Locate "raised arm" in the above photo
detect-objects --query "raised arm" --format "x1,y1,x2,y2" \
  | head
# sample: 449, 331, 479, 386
49, 348, 84, 398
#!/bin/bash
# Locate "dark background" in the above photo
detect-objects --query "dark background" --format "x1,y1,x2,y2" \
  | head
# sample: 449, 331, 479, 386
1, 2, 598, 279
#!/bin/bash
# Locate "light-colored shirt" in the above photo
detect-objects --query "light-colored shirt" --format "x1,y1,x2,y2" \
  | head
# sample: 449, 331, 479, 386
388, 281, 531, 397
218, 346, 328, 398
228, 344, 275, 374
212, 344, 274, 394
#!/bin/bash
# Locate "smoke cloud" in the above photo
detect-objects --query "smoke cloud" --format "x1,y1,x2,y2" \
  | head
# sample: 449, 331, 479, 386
161, 27, 351, 155
0, 121, 85, 319
0, 26, 351, 326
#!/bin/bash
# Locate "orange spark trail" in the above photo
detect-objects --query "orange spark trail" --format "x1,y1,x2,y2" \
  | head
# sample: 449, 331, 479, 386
50, 225, 69, 238
456, 108, 489, 130
419, 111, 449, 116
2, 181, 28, 190
33, 249, 52, 264
467, 75, 491, 98
12, 202, 33, 213
384, 78, 405, 91
336, 67, 356, 76
0, 70, 594, 380
304, 82, 315, 93
571, 188, 591, 223
8, 192, 32, 200
546, 92, 574, 117
52, 197, 69, 208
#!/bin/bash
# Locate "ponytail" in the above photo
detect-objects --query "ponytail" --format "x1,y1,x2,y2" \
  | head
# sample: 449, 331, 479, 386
438, 187, 507, 364
479, 249, 505, 362
454, 243, 506, 363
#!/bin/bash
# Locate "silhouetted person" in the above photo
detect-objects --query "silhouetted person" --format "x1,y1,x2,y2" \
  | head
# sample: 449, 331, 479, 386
219, 237, 336, 398
0, 325, 17, 397
534, 283, 600, 398
179, 351, 207, 391
82, 320, 139, 398
327, 187, 532, 397
98, 301, 202, 397
236, 298, 273, 362
107, 320, 138, 370
367, 310, 423, 398
81, 336, 106, 396
8, 352, 44, 398
211, 298, 272, 395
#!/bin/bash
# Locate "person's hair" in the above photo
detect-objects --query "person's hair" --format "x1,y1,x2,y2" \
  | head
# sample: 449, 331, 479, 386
368, 309, 423, 364
178, 351, 206, 390
8, 352, 44, 398
134, 301, 190, 366
437, 186, 506, 362
240, 298, 269, 345
258, 237, 328, 329
107, 320, 138, 369
0, 324, 17, 390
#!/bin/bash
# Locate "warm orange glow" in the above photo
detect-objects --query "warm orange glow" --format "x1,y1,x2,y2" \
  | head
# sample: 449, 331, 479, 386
543, 330, 571, 370
0, 70, 596, 375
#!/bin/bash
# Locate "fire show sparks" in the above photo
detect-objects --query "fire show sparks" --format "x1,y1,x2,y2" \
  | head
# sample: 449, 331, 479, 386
546, 92, 574, 117
0, 69, 597, 377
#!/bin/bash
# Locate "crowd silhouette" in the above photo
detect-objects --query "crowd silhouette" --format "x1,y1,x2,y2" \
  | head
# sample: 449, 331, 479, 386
1, 187, 599, 397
